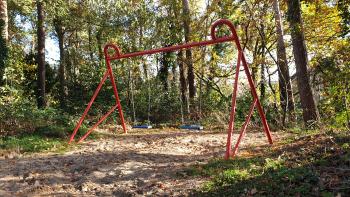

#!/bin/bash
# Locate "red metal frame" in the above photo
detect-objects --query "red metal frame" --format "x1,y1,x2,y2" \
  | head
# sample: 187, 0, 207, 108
68, 19, 273, 159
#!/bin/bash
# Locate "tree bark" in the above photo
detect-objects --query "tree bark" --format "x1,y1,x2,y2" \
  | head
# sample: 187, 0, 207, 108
287, 0, 319, 125
159, 52, 169, 91
178, 50, 189, 114
252, 38, 260, 84
260, 50, 265, 102
182, 0, 195, 99
0, 0, 8, 86
260, 24, 266, 102
273, 0, 295, 125
0, 0, 8, 42
36, 1, 46, 108
54, 19, 67, 109
96, 29, 103, 64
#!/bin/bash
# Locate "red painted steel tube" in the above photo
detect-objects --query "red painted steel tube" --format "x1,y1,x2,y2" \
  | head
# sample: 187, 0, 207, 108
232, 99, 257, 157
225, 51, 242, 159
241, 55, 273, 144
68, 71, 109, 144
105, 37, 234, 60
104, 59, 127, 134
78, 104, 118, 143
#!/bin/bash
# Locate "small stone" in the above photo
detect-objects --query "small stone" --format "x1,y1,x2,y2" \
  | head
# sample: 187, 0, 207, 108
81, 185, 88, 192
34, 180, 40, 187
6, 154, 14, 159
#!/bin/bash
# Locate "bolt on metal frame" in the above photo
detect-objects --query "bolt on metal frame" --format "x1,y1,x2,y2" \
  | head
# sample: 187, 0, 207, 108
68, 19, 273, 159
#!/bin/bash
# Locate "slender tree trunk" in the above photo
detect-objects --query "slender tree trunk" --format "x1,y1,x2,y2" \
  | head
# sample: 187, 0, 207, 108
0, 0, 8, 86
129, 69, 136, 123
159, 51, 169, 91
287, 0, 319, 125
178, 50, 189, 114
273, 0, 295, 125
172, 61, 177, 89
260, 53, 265, 102
96, 29, 103, 64
88, 25, 94, 63
0, 0, 8, 42
260, 24, 266, 102
54, 19, 67, 109
345, 81, 350, 128
138, 24, 149, 81
182, 0, 195, 100
252, 38, 260, 84
36, 1, 46, 108
267, 67, 282, 125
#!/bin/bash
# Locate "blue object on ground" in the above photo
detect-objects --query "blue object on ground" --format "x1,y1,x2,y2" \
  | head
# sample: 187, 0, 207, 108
179, 124, 204, 130
132, 125, 152, 129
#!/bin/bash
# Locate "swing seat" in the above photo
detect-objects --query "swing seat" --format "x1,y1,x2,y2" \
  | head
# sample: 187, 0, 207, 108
132, 125, 152, 129
180, 124, 203, 130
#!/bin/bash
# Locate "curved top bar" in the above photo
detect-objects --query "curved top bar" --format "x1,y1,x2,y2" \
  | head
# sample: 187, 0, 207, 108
210, 19, 237, 40
103, 19, 240, 61
104, 44, 121, 59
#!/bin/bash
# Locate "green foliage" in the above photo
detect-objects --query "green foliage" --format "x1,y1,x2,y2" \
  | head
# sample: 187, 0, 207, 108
313, 43, 350, 128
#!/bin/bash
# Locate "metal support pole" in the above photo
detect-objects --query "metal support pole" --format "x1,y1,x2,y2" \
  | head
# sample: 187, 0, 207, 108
68, 71, 109, 144
225, 51, 242, 159
78, 104, 118, 143
232, 99, 257, 157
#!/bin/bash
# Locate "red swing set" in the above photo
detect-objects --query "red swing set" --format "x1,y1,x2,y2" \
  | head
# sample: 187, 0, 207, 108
68, 19, 273, 159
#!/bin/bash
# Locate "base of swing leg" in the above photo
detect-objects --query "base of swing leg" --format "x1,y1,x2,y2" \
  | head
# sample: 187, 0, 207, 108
132, 125, 153, 129
180, 124, 204, 130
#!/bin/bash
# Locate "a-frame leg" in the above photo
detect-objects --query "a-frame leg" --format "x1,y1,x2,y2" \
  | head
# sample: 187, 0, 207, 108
241, 54, 273, 144
225, 50, 273, 159
105, 59, 127, 134
68, 65, 127, 143
225, 51, 242, 159
68, 71, 110, 144
232, 98, 257, 157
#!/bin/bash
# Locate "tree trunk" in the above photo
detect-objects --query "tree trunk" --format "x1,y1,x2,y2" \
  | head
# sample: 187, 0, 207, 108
260, 53, 265, 102
0, 0, 8, 86
287, 0, 319, 125
36, 1, 46, 108
252, 38, 260, 84
159, 52, 169, 91
260, 24, 266, 102
273, 0, 295, 125
96, 29, 103, 64
88, 25, 94, 63
0, 0, 8, 42
54, 19, 67, 109
182, 0, 195, 99
178, 50, 189, 114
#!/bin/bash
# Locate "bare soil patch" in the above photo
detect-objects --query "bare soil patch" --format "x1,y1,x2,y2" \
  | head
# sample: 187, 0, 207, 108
0, 129, 286, 196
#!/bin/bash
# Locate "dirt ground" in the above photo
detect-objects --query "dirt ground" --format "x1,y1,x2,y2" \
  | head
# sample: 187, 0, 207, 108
0, 129, 285, 196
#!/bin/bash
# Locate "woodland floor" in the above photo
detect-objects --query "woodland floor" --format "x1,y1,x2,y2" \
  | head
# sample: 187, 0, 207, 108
0, 128, 288, 196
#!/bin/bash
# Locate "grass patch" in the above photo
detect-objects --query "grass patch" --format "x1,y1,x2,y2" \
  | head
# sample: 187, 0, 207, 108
0, 134, 69, 153
0, 124, 92, 153
188, 129, 350, 196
